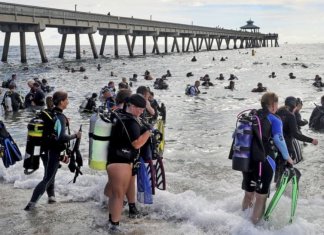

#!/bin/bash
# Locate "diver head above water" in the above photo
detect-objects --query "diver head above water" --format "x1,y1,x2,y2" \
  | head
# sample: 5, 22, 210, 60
285, 96, 297, 112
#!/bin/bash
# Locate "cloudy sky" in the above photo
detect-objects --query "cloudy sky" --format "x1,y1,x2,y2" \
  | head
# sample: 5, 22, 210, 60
1, 0, 323, 45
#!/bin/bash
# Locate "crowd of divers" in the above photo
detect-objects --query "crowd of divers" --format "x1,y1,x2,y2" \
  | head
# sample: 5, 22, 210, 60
1, 55, 324, 232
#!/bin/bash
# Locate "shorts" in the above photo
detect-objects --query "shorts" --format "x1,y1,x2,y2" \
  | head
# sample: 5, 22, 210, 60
107, 154, 132, 165
242, 156, 276, 195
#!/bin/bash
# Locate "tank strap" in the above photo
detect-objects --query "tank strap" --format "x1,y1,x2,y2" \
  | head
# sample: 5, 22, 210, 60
89, 133, 111, 141
233, 146, 250, 152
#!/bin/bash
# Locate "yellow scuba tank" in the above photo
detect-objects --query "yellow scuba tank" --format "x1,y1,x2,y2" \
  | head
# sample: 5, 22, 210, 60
89, 112, 112, 170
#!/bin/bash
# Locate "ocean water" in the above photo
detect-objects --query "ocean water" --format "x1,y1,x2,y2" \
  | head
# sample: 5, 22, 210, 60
0, 44, 324, 234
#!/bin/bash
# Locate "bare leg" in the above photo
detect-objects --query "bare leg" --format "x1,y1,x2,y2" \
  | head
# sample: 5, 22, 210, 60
251, 193, 267, 224
104, 168, 112, 198
242, 191, 255, 210
126, 175, 136, 203
108, 164, 132, 223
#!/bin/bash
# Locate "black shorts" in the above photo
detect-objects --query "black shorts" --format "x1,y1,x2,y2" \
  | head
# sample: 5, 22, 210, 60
107, 154, 132, 165
242, 156, 276, 195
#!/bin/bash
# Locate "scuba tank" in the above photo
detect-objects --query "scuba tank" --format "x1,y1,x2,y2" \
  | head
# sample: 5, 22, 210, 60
4, 93, 13, 112
89, 111, 112, 170
88, 112, 98, 163
24, 116, 43, 174
79, 98, 88, 110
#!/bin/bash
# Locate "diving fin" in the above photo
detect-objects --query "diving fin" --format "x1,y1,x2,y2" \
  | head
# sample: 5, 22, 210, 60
155, 157, 166, 190
264, 168, 291, 221
289, 170, 299, 223
2, 137, 22, 168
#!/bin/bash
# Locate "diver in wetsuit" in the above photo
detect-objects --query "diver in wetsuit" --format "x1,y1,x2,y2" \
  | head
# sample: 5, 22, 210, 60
275, 96, 318, 183
241, 92, 293, 224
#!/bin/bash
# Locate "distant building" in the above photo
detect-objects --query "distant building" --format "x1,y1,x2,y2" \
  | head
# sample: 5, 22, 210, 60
240, 19, 260, 33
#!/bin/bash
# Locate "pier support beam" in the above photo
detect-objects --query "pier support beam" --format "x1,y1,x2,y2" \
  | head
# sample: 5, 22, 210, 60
198, 38, 203, 50
1, 32, 11, 62
114, 35, 119, 57
186, 38, 196, 52
216, 38, 223, 50
131, 36, 136, 52
275, 39, 279, 47
59, 34, 67, 58
88, 34, 98, 59
143, 36, 146, 55
99, 35, 107, 56
240, 39, 244, 48
35, 32, 48, 63
75, 33, 81, 60
164, 36, 168, 53
225, 38, 230, 50
182, 37, 185, 52
209, 38, 214, 50
233, 38, 237, 49
20, 32, 27, 63
204, 38, 209, 50
171, 37, 180, 52
125, 35, 134, 57
152, 36, 160, 54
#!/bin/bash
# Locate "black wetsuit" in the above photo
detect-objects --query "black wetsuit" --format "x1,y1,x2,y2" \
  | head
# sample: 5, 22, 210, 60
24, 90, 34, 108
251, 87, 267, 92
309, 105, 324, 130
108, 112, 141, 165
295, 111, 308, 130
276, 107, 313, 158
84, 98, 96, 112
29, 107, 76, 203
33, 89, 45, 106
2, 91, 23, 112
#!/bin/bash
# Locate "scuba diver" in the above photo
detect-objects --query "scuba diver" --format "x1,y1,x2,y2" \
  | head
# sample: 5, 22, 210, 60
165, 70, 172, 77
2, 84, 24, 112
312, 75, 324, 88
186, 72, 194, 77
107, 94, 152, 232
24, 91, 82, 211
186, 81, 201, 96
153, 78, 168, 90
225, 81, 235, 91
289, 72, 296, 79
130, 74, 138, 82
269, 72, 276, 78
251, 83, 267, 92
309, 95, 324, 130
216, 73, 225, 80
275, 96, 318, 182
201, 78, 214, 87
80, 93, 97, 113
240, 92, 293, 224
228, 74, 238, 80
144, 70, 154, 80
40, 79, 54, 93
294, 98, 308, 130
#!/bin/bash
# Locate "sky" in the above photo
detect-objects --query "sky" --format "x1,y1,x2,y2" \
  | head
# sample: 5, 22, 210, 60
1, 0, 324, 45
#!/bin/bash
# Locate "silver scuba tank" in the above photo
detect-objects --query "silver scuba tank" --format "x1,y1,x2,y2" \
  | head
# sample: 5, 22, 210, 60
5, 95, 13, 112
89, 111, 112, 170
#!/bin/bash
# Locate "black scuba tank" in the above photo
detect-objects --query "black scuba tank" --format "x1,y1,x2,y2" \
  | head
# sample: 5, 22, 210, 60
24, 117, 44, 174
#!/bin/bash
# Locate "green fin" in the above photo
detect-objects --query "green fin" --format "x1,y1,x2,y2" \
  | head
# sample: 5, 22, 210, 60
289, 174, 299, 223
264, 169, 290, 220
